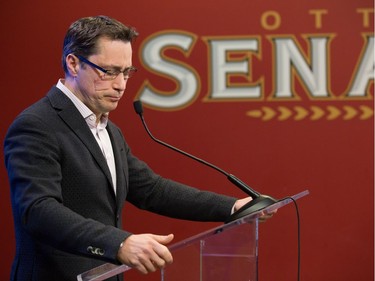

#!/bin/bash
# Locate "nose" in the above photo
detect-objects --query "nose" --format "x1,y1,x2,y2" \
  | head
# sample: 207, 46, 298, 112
112, 74, 127, 92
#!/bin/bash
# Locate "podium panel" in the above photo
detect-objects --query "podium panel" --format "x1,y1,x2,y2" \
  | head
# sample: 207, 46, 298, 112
77, 190, 308, 281
162, 220, 258, 281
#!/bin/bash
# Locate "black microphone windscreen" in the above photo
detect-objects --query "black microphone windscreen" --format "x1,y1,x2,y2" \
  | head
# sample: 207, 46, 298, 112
133, 100, 143, 115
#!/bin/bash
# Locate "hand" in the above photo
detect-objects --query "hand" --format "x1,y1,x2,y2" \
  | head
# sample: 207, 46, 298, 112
258, 209, 277, 222
117, 233, 174, 274
233, 197, 253, 213
233, 197, 277, 222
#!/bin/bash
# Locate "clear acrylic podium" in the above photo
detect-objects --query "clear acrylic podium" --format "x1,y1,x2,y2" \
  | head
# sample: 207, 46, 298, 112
77, 190, 309, 281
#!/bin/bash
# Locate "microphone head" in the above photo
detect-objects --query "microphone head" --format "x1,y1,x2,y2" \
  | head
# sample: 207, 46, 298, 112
133, 100, 143, 115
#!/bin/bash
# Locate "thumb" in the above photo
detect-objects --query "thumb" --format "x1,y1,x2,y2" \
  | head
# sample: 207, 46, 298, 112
153, 233, 174, 245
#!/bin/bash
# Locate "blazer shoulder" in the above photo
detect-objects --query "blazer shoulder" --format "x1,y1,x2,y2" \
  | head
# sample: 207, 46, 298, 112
16, 86, 65, 115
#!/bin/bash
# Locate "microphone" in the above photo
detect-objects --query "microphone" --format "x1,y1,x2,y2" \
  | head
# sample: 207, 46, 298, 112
133, 100, 277, 223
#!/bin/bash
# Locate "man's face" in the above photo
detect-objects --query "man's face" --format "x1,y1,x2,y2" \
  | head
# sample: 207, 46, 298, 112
70, 37, 133, 118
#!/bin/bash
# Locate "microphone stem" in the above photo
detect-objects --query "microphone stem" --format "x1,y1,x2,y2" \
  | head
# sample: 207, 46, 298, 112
139, 115, 260, 198
134, 100, 278, 223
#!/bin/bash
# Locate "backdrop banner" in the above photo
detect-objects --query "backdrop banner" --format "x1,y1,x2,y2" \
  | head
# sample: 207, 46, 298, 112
1, 1, 373, 281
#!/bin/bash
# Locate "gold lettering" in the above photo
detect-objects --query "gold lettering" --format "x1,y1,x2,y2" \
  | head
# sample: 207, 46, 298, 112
356, 8, 374, 28
309, 9, 328, 29
261, 11, 281, 30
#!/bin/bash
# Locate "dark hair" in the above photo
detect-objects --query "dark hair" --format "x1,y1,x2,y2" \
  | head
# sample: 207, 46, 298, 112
62, 15, 139, 73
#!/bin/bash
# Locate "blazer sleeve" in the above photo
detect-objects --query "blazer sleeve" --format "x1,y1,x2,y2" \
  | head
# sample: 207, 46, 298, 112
122, 135, 237, 222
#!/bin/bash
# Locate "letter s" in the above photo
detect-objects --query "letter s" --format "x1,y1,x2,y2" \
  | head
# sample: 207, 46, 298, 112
137, 31, 200, 110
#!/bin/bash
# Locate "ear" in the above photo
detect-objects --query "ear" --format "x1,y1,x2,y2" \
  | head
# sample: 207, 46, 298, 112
66, 54, 79, 77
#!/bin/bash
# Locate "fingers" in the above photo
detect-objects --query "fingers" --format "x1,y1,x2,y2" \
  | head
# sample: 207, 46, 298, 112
117, 233, 174, 274
139, 234, 173, 273
233, 197, 253, 213
154, 233, 174, 245
152, 234, 174, 265
259, 209, 277, 222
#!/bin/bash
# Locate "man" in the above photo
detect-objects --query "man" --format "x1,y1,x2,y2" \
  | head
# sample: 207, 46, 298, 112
4, 16, 268, 281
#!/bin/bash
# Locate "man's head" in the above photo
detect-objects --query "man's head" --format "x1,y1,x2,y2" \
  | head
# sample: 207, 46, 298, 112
62, 16, 138, 74
62, 16, 139, 119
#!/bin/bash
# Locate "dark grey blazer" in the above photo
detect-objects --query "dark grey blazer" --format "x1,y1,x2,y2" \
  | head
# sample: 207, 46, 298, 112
4, 86, 236, 281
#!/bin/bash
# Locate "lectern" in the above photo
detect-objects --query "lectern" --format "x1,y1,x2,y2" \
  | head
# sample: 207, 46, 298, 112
77, 190, 308, 281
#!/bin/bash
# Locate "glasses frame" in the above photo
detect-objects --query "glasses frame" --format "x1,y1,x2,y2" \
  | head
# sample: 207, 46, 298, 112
76, 55, 137, 80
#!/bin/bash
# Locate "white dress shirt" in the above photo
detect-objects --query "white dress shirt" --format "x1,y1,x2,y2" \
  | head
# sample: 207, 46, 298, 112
56, 79, 117, 194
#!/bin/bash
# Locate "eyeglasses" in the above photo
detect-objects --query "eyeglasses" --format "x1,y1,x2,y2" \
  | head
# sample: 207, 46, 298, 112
76, 55, 137, 80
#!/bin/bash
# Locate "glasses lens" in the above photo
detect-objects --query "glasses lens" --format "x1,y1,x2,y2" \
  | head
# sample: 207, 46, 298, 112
100, 67, 137, 80
103, 72, 117, 80
125, 67, 137, 78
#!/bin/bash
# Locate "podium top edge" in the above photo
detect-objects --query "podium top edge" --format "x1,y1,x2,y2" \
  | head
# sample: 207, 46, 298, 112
169, 189, 309, 251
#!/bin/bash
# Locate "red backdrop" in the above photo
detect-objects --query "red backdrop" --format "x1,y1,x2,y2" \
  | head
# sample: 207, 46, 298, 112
0, 1, 373, 281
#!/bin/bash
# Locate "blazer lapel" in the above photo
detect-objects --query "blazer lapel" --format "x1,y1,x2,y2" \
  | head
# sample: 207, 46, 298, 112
47, 87, 114, 191
107, 122, 127, 207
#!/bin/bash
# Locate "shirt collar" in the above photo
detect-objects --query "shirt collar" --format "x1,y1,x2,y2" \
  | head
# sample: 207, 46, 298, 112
56, 79, 109, 128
